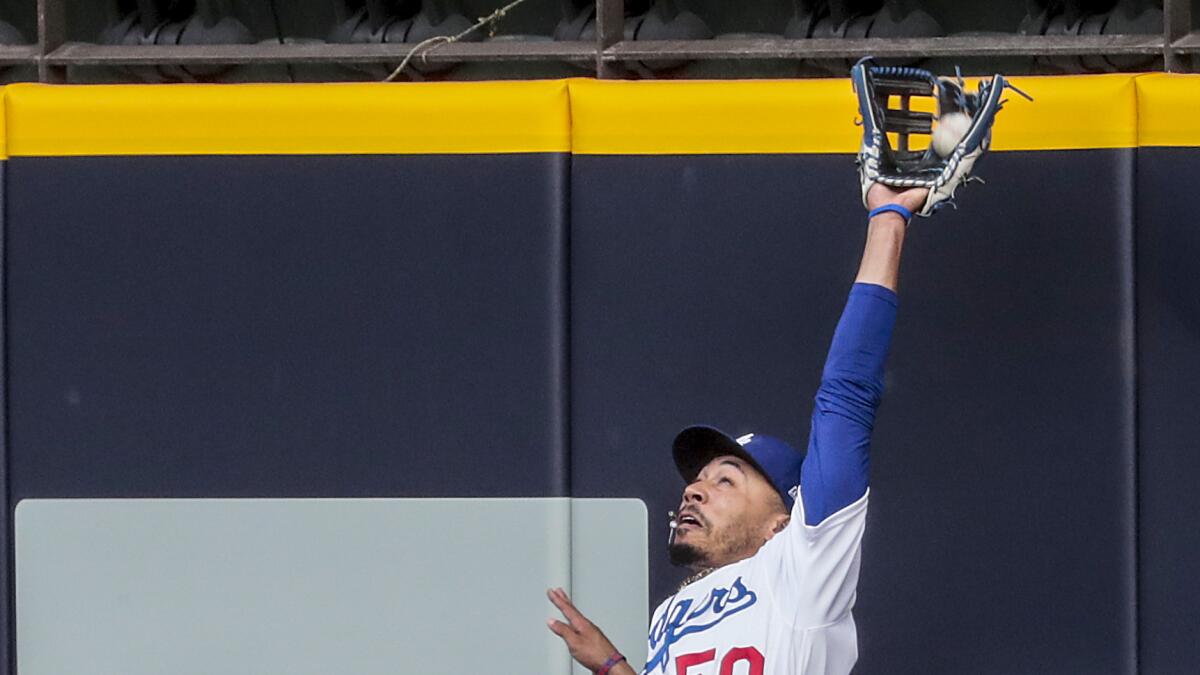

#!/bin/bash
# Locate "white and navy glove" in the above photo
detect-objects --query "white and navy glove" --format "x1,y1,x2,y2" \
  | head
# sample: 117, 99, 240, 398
851, 56, 1031, 217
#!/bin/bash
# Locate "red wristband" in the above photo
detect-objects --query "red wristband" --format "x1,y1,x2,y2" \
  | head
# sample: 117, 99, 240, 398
596, 652, 626, 675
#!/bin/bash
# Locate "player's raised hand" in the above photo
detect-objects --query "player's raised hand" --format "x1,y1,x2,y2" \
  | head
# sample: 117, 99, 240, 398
546, 587, 627, 673
866, 182, 929, 215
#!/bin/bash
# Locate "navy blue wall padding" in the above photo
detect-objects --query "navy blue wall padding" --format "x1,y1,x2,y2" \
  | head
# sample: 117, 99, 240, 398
6, 154, 569, 500
0, 162, 10, 675
3, 147, 1145, 672
570, 152, 1136, 673
1136, 148, 1200, 675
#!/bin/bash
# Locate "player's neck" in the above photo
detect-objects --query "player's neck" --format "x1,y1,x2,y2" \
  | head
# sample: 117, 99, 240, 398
677, 542, 764, 589
678, 566, 717, 590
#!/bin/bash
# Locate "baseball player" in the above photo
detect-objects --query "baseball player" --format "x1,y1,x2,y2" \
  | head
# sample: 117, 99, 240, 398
546, 58, 1021, 674
547, 181, 926, 675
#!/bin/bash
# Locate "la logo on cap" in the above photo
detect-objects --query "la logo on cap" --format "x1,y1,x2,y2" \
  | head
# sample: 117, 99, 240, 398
736, 434, 755, 445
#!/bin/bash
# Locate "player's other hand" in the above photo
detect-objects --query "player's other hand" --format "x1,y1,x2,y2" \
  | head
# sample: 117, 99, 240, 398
866, 183, 929, 215
546, 587, 620, 672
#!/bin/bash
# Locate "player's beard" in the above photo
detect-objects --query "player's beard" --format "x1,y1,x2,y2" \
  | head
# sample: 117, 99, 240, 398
668, 514, 762, 571
668, 540, 707, 568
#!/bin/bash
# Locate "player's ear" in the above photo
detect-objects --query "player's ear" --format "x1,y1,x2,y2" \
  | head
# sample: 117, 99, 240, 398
771, 513, 790, 534
773, 515, 790, 533
763, 511, 790, 543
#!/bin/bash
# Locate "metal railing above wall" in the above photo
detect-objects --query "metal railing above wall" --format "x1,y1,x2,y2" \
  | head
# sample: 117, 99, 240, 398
20, 0, 1200, 82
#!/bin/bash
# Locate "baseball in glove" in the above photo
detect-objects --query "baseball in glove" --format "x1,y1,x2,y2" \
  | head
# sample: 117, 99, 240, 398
851, 56, 1032, 216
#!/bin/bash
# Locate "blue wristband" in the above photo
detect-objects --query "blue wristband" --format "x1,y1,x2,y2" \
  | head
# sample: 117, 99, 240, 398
868, 204, 913, 222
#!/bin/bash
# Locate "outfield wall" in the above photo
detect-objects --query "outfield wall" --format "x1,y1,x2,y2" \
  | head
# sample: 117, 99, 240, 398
0, 74, 1195, 673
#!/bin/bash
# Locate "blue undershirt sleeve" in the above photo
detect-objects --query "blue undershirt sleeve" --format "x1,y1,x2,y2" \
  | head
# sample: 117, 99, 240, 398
800, 282, 898, 526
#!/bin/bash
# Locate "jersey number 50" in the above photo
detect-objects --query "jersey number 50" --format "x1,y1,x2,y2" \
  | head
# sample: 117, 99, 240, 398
675, 646, 764, 675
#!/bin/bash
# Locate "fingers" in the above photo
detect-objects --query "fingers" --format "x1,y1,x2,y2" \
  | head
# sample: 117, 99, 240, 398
546, 587, 573, 624
546, 618, 574, 638
547, 588, 618, 671
904, 187, 930, 205
545, 591, 578, 644
867, 183, 929, 215
546, 587, 593, 631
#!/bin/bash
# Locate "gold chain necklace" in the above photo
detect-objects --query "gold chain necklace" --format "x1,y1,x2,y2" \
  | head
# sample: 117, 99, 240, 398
677, 567, 716, 590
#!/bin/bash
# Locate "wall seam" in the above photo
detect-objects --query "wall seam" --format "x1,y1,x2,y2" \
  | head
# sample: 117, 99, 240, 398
1, 82, 12, 675
1128, 74, 1142, 675
562, 81, 576, 643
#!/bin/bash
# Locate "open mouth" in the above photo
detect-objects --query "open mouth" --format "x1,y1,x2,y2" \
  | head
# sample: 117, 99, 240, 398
677, 512, 703, 530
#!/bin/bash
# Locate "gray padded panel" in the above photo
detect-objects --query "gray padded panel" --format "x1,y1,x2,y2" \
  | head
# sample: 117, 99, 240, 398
571, 499, 650, 673
16, 498, 646, 675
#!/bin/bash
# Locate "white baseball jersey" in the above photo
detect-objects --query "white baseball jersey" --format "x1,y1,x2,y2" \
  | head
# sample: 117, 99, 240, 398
640, 488, 869, 675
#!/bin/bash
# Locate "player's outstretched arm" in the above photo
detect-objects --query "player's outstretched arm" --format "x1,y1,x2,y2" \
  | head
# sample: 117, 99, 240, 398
854, 184, 928, 292
793, 184, 927, 528
546, 588, 637, 675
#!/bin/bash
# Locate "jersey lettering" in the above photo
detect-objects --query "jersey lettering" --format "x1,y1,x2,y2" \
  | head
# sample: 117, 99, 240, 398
645, 577, 758, 673
720, 647, 765, 675
675, 649, 716, 674
671, 647, 765, 675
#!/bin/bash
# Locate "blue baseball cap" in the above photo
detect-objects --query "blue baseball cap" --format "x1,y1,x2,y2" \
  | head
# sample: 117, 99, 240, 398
672, 425, 803, 511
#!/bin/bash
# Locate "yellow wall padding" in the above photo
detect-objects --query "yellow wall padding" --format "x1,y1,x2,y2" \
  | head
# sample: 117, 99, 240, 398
3, 80, 572, 157
568, 78, 860, 155
0, 86, 6, 159
4, 73, 1197, 158
986, 74, 1137, 151
569, 74, 1138, 155
1136, 74, 1200, 148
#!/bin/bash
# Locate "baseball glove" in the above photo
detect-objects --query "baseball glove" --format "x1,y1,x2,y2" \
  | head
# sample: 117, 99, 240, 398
851, 56, 1031, 216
